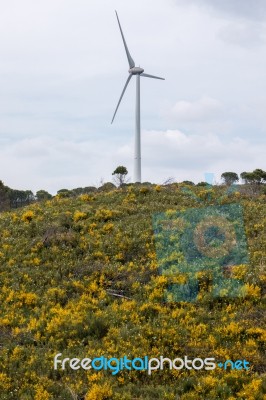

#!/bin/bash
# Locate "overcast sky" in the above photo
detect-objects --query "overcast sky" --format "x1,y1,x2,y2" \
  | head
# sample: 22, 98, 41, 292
0, 0, 265, 193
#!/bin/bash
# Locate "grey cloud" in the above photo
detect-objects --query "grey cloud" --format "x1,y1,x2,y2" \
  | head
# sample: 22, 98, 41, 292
177, 0, 266, 21
217, 21, 266, 48
0, 0, 265, 191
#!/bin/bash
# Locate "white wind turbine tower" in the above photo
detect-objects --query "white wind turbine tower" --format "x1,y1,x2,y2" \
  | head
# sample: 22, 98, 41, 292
111, 11, 165, 183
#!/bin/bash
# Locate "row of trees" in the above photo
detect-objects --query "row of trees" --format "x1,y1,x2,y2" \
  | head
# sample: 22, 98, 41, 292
0, 181, 35, 211
0, 183, 55, 211
112, 167, 266, 187
221, 169, 266, 185
0, 168, 264, 211
0, 180, 115, 209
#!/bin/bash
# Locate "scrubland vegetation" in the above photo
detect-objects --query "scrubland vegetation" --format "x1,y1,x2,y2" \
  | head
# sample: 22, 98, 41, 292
0, 183, 265, 399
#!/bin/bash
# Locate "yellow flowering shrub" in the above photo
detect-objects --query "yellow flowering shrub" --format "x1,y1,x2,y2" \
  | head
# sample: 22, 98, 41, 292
243, 283, 261, 299
95, 208, 114, 221
237, 378, 262, 399
80, 194, 94, 202
34, 385, 50, 400
73, 211, 87, 222
0, 185, 264, 399
85, 383, 113, 400
21, 210, 34, 222
0, 373, 11, 391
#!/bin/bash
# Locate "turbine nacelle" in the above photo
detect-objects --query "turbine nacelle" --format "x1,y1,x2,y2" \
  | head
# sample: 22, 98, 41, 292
129, 67, 144, 75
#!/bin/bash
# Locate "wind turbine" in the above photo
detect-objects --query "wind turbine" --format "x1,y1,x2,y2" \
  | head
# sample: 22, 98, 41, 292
111, 11, 165, 183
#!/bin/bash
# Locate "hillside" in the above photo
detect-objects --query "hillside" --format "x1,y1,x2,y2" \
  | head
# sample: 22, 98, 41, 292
0, 184, 265, 400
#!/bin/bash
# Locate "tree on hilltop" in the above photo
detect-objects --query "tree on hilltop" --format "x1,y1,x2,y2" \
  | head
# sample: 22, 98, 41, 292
221, 172, 239, 186
112, 166, 128, 187
0, 180, 9, 211
241, 169, 266, 185
36, 190, 52, 201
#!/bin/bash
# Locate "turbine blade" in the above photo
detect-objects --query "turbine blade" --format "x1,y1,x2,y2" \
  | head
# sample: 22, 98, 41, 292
115, 11, 135, 69
141, 73, 165, 80
111, 74, 132, 124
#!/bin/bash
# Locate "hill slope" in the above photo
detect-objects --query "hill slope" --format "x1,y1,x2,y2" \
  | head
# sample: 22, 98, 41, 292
0, 184, 265, 399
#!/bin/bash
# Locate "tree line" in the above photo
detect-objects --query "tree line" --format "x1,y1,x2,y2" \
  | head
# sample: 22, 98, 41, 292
0, 181, 36, 212
0, 168, 265, 212
221, 169, 266, 185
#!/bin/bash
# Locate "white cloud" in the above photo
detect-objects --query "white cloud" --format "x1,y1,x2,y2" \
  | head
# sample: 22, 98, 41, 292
166, 97, 223, 122
141, 129, 266, 183
0, 136, 125, 193
1, 130, 265, 193
0, 0, 265, 192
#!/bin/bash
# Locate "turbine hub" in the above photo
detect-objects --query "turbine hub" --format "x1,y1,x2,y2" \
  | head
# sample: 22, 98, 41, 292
129, 67, 144, 75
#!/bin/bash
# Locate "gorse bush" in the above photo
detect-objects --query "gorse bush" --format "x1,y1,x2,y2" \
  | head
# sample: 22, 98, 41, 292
0, 185, 265, 399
